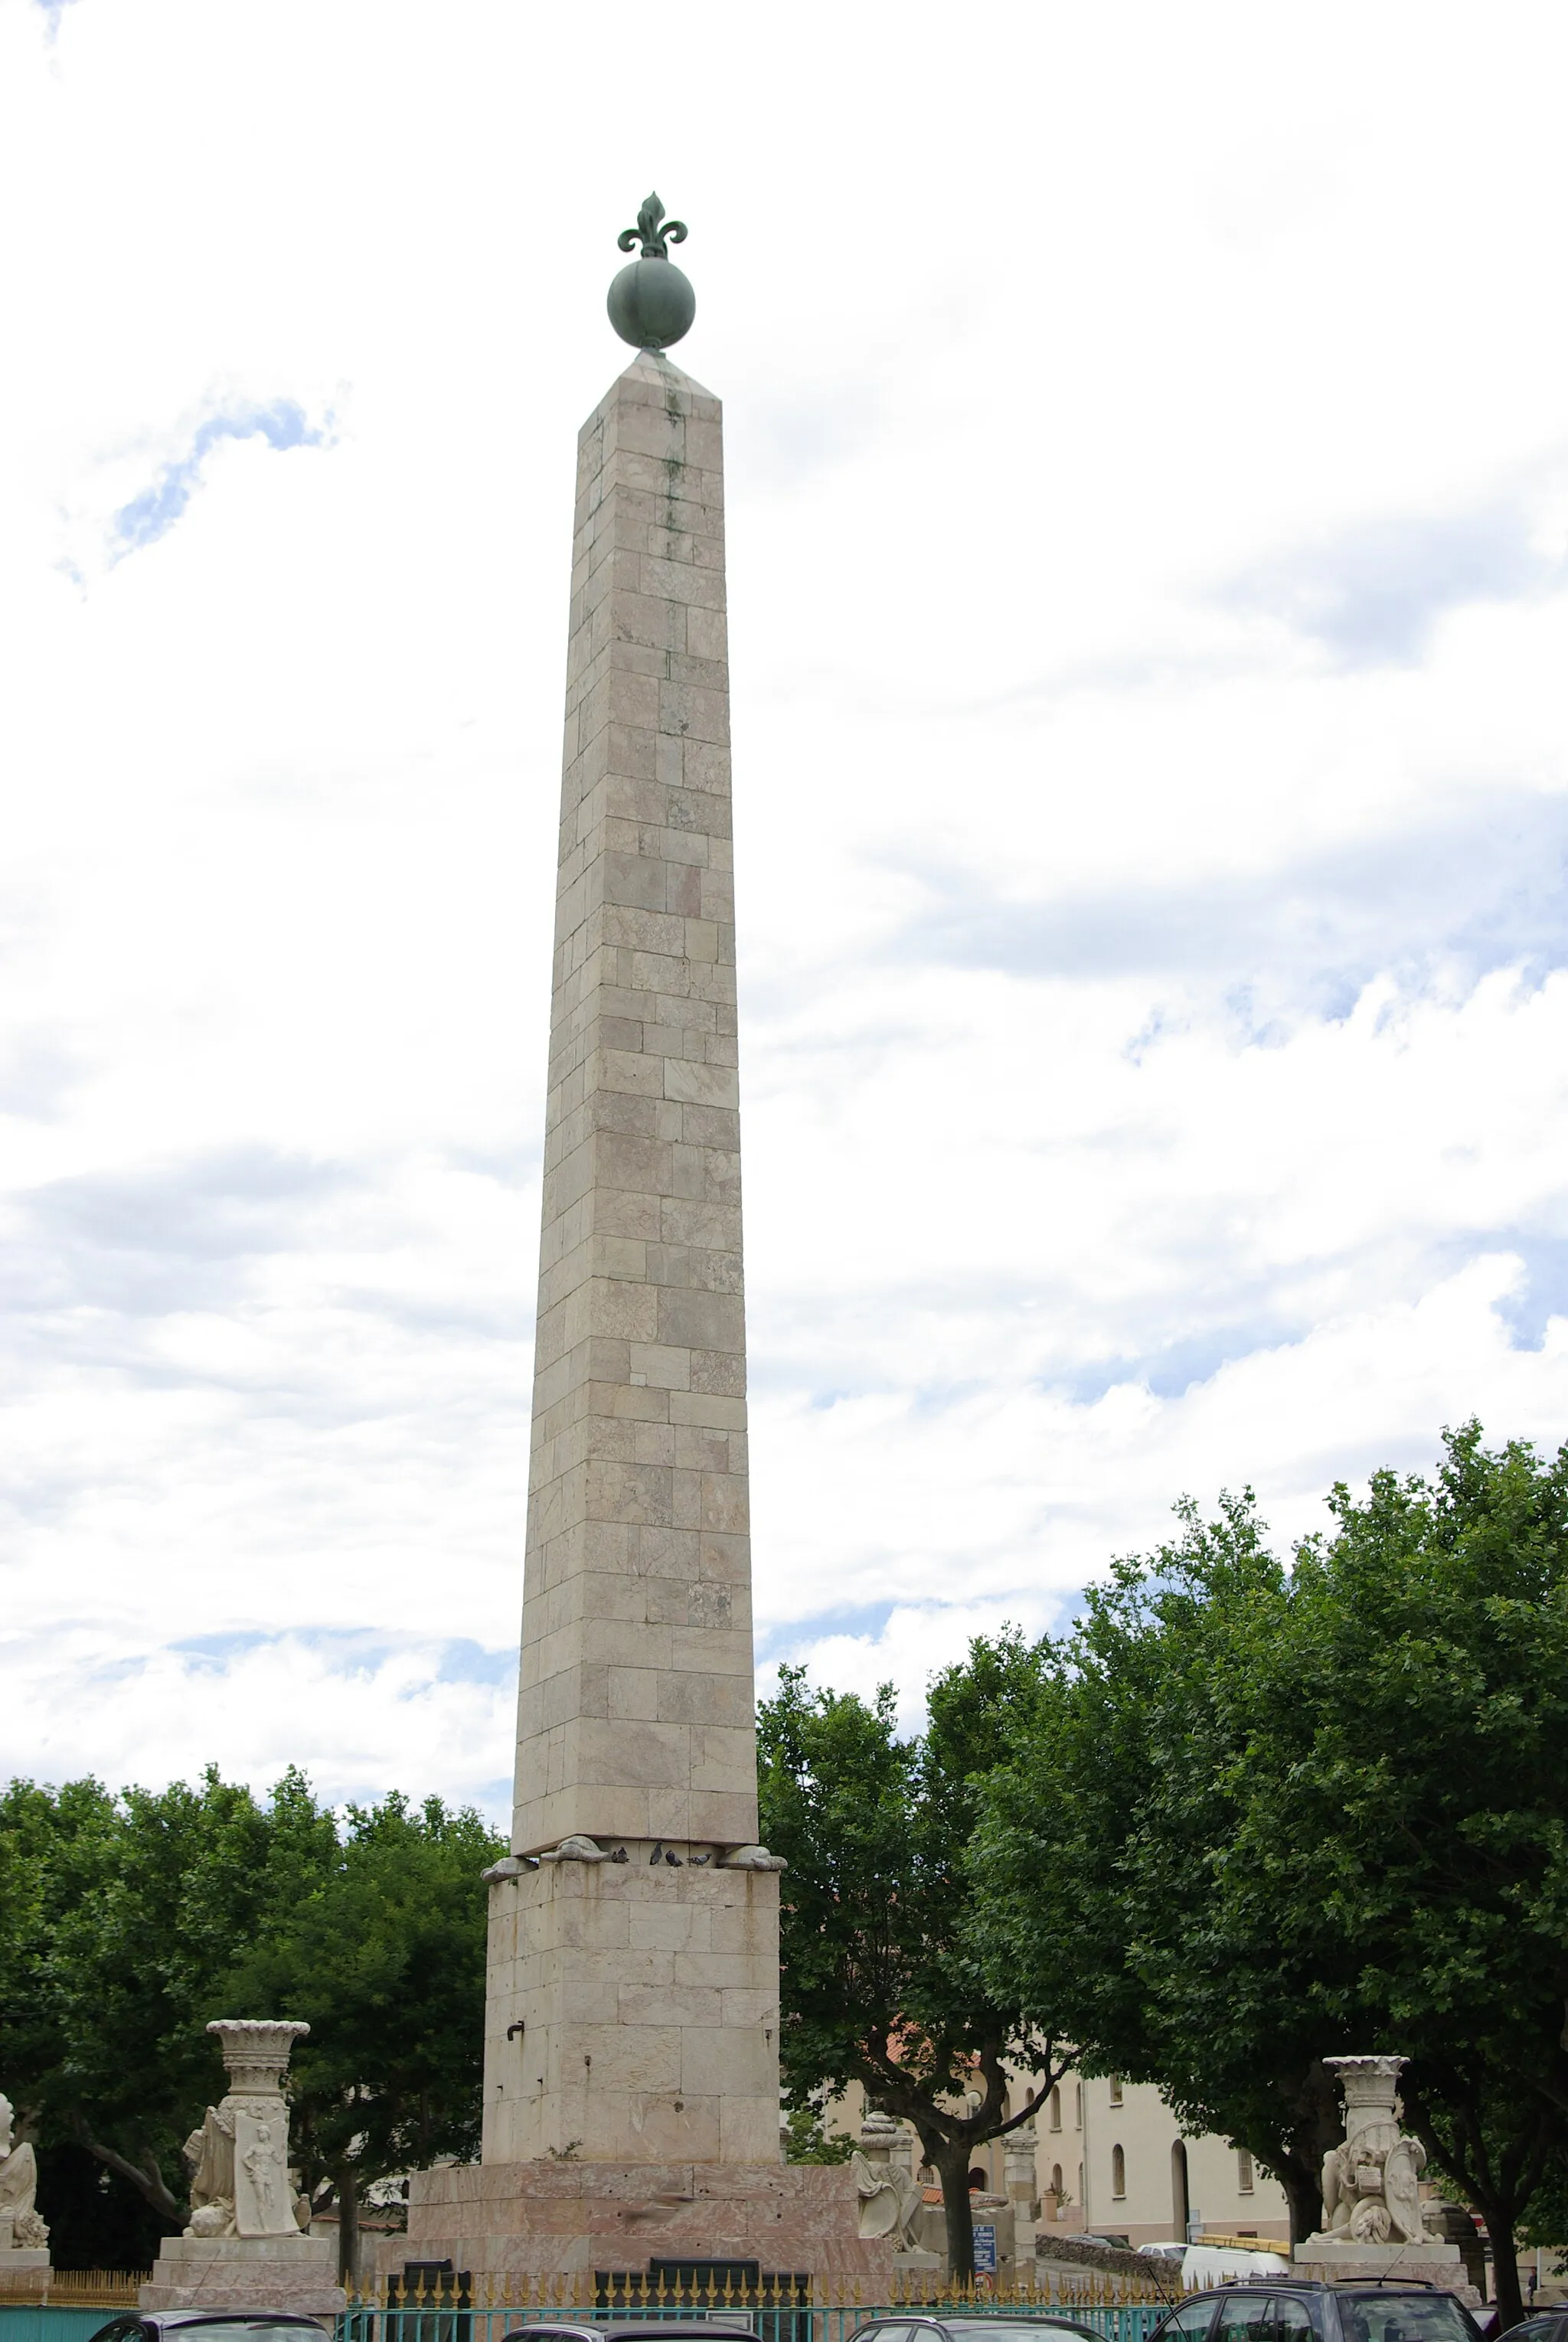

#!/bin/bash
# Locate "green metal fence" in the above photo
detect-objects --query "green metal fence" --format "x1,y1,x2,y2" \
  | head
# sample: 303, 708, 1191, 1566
0, 2288, 1171, 2342
0, 2310, 129, 2342
343, 2301, 1169, 2342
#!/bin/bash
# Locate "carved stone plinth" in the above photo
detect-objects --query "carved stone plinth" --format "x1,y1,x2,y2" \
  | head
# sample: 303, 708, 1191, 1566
0, 2249, 52, 2292
1292, 2240, 1481, 2308
407, 2159, 890, 2288
140, 2234, 346, 2317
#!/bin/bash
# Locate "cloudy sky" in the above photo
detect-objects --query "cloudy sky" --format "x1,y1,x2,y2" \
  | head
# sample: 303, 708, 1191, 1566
3, 0, 1567, 1820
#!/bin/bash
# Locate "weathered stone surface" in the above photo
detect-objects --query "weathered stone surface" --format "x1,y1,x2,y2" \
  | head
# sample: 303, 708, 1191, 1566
482, 1841, 782, 2166
139, 2234, 345, 2317
473, 349, 785, 2182
511, 348, 754, 1862
0, 2251, 51, 2288
405, 2159, 890, 2285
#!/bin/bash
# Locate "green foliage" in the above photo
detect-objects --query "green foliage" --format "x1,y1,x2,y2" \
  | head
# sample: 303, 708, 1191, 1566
779, 2103, 855, 2164
223, 1790, 498, 2198
969, 1423, 1568, 2327
0, 1765, 503, 2268
758, 1647, 1070, 2278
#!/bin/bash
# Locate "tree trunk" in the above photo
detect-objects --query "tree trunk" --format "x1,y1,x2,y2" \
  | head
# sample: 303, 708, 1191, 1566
931, 2138, 976, 2282
81, 2135, 182, 2226
336, 2163, 359, 2289
1279, 2155, 1322, 2250
1282, 2060, 1341, 2243
1488, 2216, 1525, 2332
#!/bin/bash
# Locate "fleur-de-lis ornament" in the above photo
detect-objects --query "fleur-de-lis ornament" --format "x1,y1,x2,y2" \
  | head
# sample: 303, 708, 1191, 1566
606, 191, 695, 350
617, 191, 688, 262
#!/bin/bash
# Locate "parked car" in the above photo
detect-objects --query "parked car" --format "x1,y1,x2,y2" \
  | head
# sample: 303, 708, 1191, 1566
850, 2315, 1108, 2342
500, 2327, 762, 2342
1148, 2279, 1485, 2342
1506, 2314, 1568, 2342
1181, 2246, 1292, 2285
90, 2320, 333, 2342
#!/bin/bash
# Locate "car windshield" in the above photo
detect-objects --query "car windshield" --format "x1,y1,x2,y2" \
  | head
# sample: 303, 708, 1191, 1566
175, 2328, 322, 2342
1338, 2295, 1475, 2342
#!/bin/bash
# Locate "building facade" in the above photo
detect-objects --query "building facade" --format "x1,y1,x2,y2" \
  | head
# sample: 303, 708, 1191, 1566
1034, 2072, 1289, 2246
826, 2069, 1290, 2249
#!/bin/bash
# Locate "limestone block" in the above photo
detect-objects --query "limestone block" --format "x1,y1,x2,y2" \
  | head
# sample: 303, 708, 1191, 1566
0, 2251, 51, 2289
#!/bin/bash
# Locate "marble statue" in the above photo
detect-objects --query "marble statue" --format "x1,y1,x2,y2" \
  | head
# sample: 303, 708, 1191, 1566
182, 2020, 309, 2240
142, 2017, 345, 2314
1302, 2056, 1442, 2249
852, 2112, 923, 2249
183, 2105, 237, 2235
0, 2093, 48, 2252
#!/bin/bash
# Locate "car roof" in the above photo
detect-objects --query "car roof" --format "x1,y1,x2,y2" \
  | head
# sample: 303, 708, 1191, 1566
150, 2321, 328, 2331
867, 2323, 1103, 2337
504, 2327, 760, 2340
1189, 2282, 1443, 2297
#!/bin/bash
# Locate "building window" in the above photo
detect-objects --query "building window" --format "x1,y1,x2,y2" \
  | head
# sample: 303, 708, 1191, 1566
1051, 2162, 1063, 2197
1109, 2074, 1123, 2105
1049, 2086, 1062, 2131
1237, 2148, 1255, 2193
1111, 2144, 1126, 2199
1074, 2082, 1083, 2130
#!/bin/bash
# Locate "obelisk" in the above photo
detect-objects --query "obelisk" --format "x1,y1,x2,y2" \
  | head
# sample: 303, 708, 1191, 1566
404, 198, 880, 2286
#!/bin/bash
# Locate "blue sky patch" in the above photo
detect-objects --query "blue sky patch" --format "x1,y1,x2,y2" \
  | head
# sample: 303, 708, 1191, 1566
112, 400, 325, 559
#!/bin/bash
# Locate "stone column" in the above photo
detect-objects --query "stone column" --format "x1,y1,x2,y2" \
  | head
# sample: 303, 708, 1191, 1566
1005, 2119, 1040, 2262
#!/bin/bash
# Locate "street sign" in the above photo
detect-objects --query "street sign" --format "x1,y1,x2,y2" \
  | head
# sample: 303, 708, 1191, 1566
972, 2223, 998, 2273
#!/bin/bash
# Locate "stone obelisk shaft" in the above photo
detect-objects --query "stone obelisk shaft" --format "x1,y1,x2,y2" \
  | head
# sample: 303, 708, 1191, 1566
481, 348, 779, 2170
518, 347, 754, 1856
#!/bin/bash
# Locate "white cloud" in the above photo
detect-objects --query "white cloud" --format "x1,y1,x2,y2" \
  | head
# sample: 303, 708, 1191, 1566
2, 0, 1567, 1811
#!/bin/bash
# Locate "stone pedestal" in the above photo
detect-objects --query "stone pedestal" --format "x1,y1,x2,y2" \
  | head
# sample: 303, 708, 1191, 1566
1292, 2238, 1480, 2308
407, 2159, 890, 2288
140, 2234, 346, 2316
0, 2249, 51, 2293
484, 1852, 782, 2168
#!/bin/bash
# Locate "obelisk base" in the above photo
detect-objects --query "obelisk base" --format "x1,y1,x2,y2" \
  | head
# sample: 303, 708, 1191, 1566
407, 2161, 889, 2289
140, 2235, 347, 2318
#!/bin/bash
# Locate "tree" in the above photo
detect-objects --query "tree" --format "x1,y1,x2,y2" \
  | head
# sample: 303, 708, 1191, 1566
0, 1766, 501, 2272
780, 2105, 855, 2164
969, 1495, 1350, 2246
757, 1645, 1073, 2278
220, 1791, 501, 2278
1246, 1426, 1568, 2327
0, 1766, 312, 2226
970, 1425, 1568, 2328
